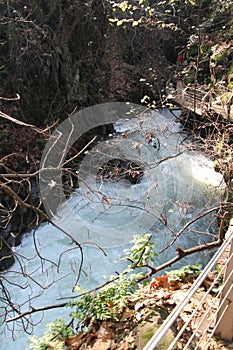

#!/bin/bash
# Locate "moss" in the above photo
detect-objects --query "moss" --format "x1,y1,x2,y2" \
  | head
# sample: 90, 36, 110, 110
136, 307, 174, 349
141, 326, 156, 343
141, 327, 175, 350
155, 330, 175, 350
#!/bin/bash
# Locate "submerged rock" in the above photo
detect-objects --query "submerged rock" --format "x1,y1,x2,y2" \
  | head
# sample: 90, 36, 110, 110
97, 158, 144, 185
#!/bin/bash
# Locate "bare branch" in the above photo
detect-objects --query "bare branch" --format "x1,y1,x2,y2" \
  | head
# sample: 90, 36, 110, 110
159, 205, 229, 253
0, 94, 20, 101
0, 111, 58, 135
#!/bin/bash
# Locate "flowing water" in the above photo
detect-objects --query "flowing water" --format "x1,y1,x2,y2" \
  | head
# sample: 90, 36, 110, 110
0, 108, 225, 349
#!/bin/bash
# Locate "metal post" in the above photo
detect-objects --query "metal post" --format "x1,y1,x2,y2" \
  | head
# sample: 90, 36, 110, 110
215, 220, 233, 341
142, 231, 233, 350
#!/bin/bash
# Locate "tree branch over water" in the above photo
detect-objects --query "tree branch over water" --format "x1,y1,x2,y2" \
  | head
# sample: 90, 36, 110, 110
0, 101, 231, 337
5, 206, 230, 324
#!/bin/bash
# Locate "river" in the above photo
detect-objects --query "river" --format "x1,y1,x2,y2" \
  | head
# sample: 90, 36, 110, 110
0, 107, 225, 349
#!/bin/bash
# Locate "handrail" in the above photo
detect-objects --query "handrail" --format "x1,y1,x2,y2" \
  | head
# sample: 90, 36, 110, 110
168, 80, 233, 118
168, 252, 232, 350
143, 229, 233, 350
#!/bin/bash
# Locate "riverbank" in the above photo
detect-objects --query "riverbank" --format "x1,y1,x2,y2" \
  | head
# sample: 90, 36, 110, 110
37, 228, 233, 350
29, 257, 233, 350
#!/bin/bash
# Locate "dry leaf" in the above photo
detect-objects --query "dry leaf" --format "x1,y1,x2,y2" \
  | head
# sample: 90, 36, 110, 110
63, 333, 85, 349
107, 301, 114, 309
135, 301, 146, 311
45, 341, 57, 349
91, 339, 113, 350
97, 322, 114, 341
145, 134, 153, 144
149, 275, 170, 292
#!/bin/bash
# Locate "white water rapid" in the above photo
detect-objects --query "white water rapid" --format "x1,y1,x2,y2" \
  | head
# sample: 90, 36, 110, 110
0, 108, 225, 349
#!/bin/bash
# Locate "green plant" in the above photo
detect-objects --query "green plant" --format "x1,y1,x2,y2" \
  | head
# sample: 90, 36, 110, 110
200, 44, 211, 58
28, 318, 74, 350
29, 234, 158, 347
166, 264, 202, 282
70, 274, 138, 324
69, 234, 157, 325
121, 233, 157, 269
211, 264, 224, 293
0, 128, 9, 137
211, 47, 227, 63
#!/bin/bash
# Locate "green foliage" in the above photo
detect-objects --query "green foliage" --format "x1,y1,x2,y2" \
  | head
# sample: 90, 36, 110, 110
0, 128, 8, 137
69, 234, 157, 325
211, 47, 227, 63
108, 0, 196, 31
166, 264, 202, 282
200, 41, 212, 58
184, 67, 196, 85
29, 234, 157, 344
70, 274, 138, 323
227, 63, 233, 87
28, 241, 206, 350
121, 233, 157, 269
28, 318, 74, 350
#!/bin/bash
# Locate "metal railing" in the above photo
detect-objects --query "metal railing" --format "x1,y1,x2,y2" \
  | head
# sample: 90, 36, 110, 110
169, 80, 233, 118
143, 226, 233, 350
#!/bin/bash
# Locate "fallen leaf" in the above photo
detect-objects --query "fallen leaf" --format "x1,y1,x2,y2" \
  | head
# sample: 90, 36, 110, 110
149, 275, 170, 292
63, 333, 85, 349
91, 339, 114, 350
135, 301, 146, 311
107, 301, 114, 309
97, 322, 114, 341
145, 134, 153, 144
44, 341, 57, 349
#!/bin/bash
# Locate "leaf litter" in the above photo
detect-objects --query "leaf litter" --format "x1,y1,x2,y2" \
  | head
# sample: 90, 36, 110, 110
44, 271, 233, 350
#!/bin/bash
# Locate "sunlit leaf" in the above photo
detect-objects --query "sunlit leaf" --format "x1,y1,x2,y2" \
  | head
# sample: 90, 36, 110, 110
108, 18, 117, 23
119, 1, 128, 12
141, 95, 150, 103
149, 9, 154, 16
74, 285, 86, 292
132, 20, 139, 27
117, 20, 123, 26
